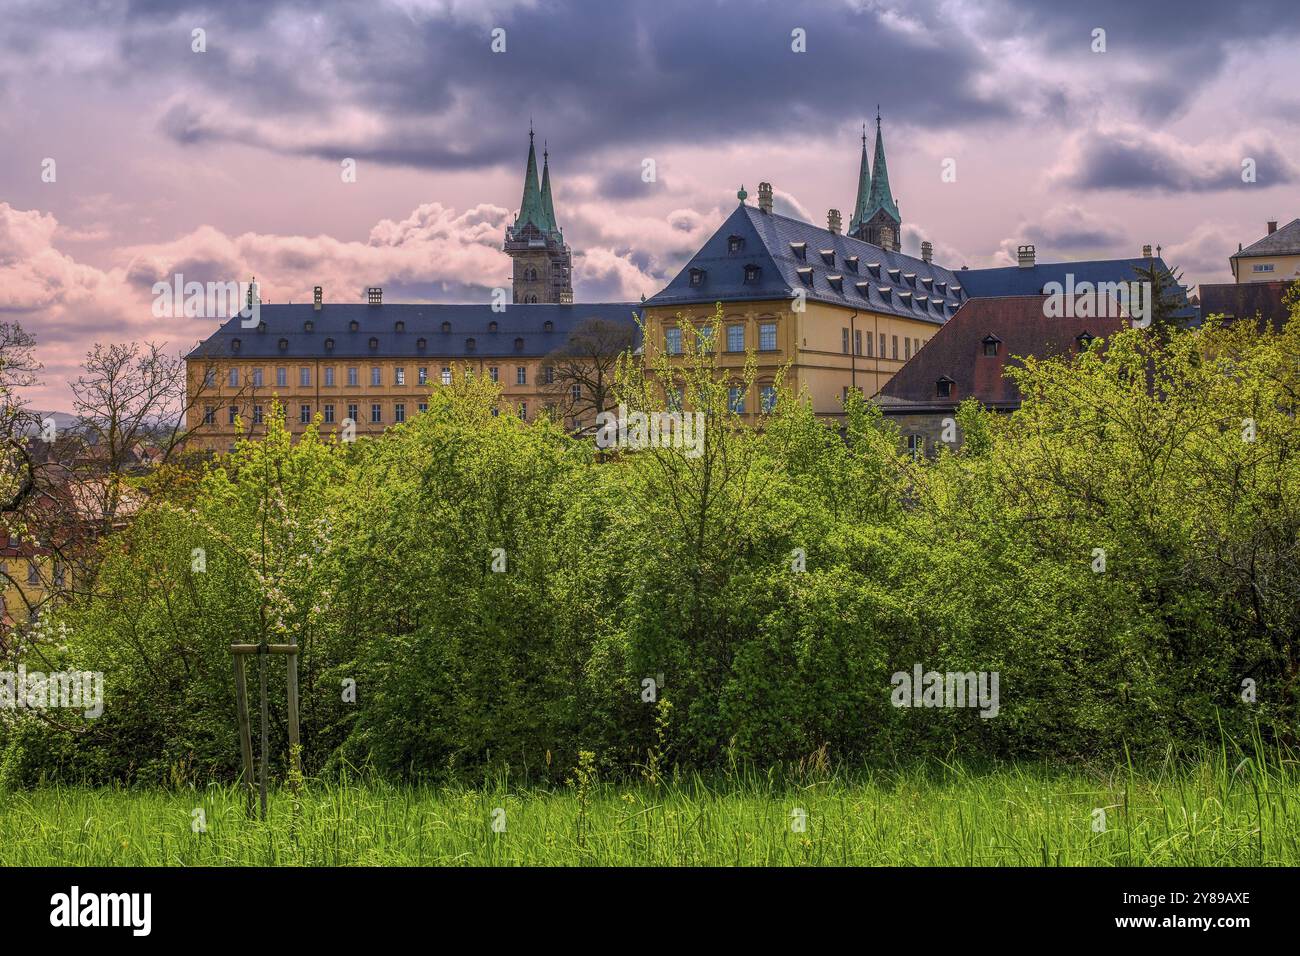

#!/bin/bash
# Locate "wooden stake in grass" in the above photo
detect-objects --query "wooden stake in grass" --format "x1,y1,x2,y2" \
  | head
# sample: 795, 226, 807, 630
230, 642, 301, 821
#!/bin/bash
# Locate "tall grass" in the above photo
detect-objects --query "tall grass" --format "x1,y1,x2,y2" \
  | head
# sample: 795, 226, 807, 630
2, 743, 1296, 866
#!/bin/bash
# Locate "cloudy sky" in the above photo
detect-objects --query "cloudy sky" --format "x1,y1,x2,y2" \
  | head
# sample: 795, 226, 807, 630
2, 0, 1298, 408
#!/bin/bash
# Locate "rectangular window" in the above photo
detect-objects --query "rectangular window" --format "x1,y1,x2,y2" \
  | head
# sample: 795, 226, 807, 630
544, 365, 554, 385
394, 403, 405, 423
300, 404, 311, 424
347, 403, 358, 423
570, 384, 581, 401
418, 367, 428, 385
203, 406, 215, 425
1253, 264, 1275, 273
441, 366, 452, 386
229, 368, 239, 388
879, 333, 886, 357
854, 330, 863, 356
418, 402, 428, 414
347, 367, 359, 387
842, 328, 850, 354
905, 338, 912, 360
204, 368, 216, 388
253, 405, 264, 425
760, 385, 778, 413
759, 322, 777, 352
728, 386, 745, 414
665, 327, 682, 355
324, 367, 335, 387
519, 402, 527, 420
395, 367, 405, 386
370, 403, 382, 424
892, 335, 899, 360
489, 366, 499, 383
667, 387, 684, 411
228, 405, 238, 425
727, 324, 744, 352
907, 434, 923, 459
865, 332, 873, 357
516, 366, 526, 385
276, 367, 287, 388
323, 404, 335, 424
300, 367, 311, 387
27, 561, 39, 585
253, 368, 264, 387
370, 367, 381, 387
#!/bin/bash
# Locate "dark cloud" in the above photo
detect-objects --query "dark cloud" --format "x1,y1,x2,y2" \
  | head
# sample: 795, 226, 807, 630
1057, 128, 1300, 192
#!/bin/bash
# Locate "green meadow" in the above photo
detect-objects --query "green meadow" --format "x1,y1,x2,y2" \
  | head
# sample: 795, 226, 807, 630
4, 749, 1297, 867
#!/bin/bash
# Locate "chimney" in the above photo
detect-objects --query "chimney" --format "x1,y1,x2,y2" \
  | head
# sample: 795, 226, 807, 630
1141, 244, 1152, 258
758, 182, 773, 215
1267, 220, 1278, 235
921, 240, 933, 264
827, 208, 842, 234
367, 287, 382, 306
313, 286, 323, 310
1017, 244, 1036, 269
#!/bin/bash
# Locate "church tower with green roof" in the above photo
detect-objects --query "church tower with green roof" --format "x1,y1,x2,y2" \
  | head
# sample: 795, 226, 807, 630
848, 110, 902, 253
504, 128, 573, 303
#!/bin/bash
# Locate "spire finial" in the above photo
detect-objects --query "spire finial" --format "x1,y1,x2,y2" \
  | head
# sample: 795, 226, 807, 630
529, 116, 534, 142
862, 122, 867, 147
876, 104, 881, 127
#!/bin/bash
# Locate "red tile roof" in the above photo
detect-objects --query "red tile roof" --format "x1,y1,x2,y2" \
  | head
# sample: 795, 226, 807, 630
1199, 280, 1297, 333
876, 295, 1125, 410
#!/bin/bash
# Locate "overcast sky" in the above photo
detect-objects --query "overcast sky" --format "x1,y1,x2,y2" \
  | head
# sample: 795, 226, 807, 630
2, 0, 1298, 408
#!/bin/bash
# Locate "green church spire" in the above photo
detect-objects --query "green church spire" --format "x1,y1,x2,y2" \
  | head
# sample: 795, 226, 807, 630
539, 142, 558, 234
864, 108, 900, 225
849, 122, 872, 232
516, 127, 546, 230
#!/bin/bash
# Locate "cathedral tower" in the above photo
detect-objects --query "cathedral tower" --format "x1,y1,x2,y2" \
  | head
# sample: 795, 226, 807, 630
504, 129, 573, 303
848, 109, 902, 252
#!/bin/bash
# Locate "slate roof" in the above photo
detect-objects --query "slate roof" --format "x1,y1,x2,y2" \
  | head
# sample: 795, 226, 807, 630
186, 302, 642, 361
957, 256, 1197, 322
1199, 280, 1297, 333
1232, 218, 1300, 259
876, 295, 1125, 412
645, 203, 966, 325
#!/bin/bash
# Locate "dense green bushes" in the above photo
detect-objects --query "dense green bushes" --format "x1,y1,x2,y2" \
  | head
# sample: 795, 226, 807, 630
4, 307, 1297, 785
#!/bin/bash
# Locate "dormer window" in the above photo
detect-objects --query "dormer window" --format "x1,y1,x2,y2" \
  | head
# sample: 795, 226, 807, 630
441, 321, 451, 333
898, 290, 912, 302
950, 283, 962, 295
879, 287, 892, 302
324, 337, 335, 351
349, 320, 359, 332
855, 281, 870, 296
394, 321, 405, 333
514, 337, 524, 351
921, 277, 933, 291
903, 273, 916, 287
828, 275, 843, 292
543, 320, 554, 332
416, 337, 427, 350
368, 337, 379, 350
888, 268, 901, 282
796, 267, 814, 287
304, 320, 314, 332
727, 235, 745, 253
466, 337, 476, 351
867, 262, 882, 278
742, 264, 761, 284
936, 376, 955, 398
916, 294, 929, 304
845, 255, 859, 273
231, 338, 241, 352
935, 281, 947, 294
689, 268, 706, 287
488, 321, 498, 332
982, 335, 1001, 357
278, 337, 289, 351
820, 250, 835, 266
790, 242, 807, 261
1076, 331, 1095, 351
258, 321, 267, 333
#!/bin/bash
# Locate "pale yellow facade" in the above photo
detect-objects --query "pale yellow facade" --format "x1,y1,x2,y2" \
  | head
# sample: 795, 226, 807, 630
1232, 253, 1300, 284
185, 355, 564, 452
642, 298, 940, 418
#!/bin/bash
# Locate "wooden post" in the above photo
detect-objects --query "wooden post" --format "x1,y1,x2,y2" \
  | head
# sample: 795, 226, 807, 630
286, 644, 301, 778
258, 650, 269, 821
232, 654, 256, 818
